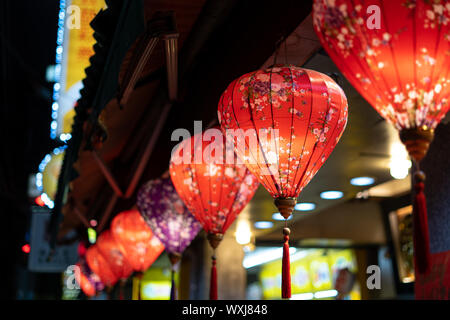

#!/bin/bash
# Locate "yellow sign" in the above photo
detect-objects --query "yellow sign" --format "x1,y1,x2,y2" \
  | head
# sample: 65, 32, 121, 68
259, 249, 360, 300
132, 267, 178, 300
42, 151, 65, 200
58, 0, 105, 135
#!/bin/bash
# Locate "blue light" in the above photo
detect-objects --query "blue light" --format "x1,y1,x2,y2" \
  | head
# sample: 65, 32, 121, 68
272, 213, 293, 221
50, 0, 66, 140
320, 191, 344, 200
60, 133, 72, 142
350, 176, 375, 186
254, 221, 274, 229
295, 202, 316, 211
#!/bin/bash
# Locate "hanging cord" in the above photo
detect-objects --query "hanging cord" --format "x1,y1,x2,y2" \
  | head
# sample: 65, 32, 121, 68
272, 36, 285, 67
106, 286, 113, 300
282, 222, 291, 299
168, 252, 181, 300
136, 272, 143, 300
210, 250, 218, 300
412, 162, 431, 274
119, 279, 125, 300
284, 38, 288, 65
170, 267, 177, 300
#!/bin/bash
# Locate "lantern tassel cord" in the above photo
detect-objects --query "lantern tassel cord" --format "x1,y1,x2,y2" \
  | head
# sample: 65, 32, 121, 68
170, 267, 177, 300
137, 273, 143, 300
413, 170, 431, 274
282, 224, 291, 299
119, 280, 125, 300
210, 252, 218, 300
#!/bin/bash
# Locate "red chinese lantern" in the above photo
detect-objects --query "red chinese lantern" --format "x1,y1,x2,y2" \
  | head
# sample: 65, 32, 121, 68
75, 258, 105, 298
313, 0, 450, 273
111, 209, 165, 272
76, 263, 96, 297
169, 128, 259, 299
111, 209, 165, 300
86, 244, 118, 288
96, 230, 134, 280
96, 230, 133, 299
218, 65, 348, 298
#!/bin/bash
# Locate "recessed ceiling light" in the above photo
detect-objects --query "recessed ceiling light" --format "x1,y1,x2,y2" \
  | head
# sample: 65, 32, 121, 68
272, 213, 293, 221
320, 191, 344, 200
350, 176, 375, 186
294, 202, 316, 211
254, 221, 274, 229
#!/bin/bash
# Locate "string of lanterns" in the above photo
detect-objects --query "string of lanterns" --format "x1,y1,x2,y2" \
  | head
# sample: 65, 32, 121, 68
69, 0, 449, 300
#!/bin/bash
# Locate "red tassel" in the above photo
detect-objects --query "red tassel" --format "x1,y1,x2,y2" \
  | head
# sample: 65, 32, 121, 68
210, 256, 218, 300
282, 229, 291, 299
413, 181, 431, 274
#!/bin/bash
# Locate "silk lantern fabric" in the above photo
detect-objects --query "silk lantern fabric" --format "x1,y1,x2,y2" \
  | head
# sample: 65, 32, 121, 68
170, 129, 259, 300
218, 65, 348, 199
96, 230, 133, 280
86, 244, 118, 287
76, 258, 105, 297
312, 0, 450, 131
137, 177, 202, 255
218, 65, 348, 299
111, 209, 165, 272
313, 0, 450, 275
169, 129, 259, 235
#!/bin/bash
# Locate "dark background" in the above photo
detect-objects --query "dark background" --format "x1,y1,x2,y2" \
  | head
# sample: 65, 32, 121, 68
0, 1, 59, 299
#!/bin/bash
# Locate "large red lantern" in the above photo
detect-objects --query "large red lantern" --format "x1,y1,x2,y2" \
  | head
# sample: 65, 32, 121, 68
313, 0, 450, 274
111, 209, 165, 273
169, 128, 259, 299
86, 244, 118, 288
96, 230, 134, 280
218, 65, 348, 298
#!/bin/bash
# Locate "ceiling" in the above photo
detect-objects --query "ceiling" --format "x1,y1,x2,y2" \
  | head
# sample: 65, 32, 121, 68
57, 0, 412, 248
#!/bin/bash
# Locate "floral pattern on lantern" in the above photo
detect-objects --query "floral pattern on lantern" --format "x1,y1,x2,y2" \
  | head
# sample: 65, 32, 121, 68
218, 65, 348, 199
96, 230, 134, 280
137, 177, 202, 255
169, 129, 259, 235
313, 0, 450, 130
111, 209, 165, 272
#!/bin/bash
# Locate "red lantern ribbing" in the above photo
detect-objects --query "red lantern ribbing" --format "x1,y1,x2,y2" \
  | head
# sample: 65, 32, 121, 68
218, 65, 348, 298
313, 0, 450, 274
169, 128, 259, 300
96, 230, 133, 299
86, 244, 118, 289
111, 209, 165, 272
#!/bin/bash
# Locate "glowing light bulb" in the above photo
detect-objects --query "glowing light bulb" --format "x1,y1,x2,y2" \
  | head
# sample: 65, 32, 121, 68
389, 143, 411, 179
235, 220, 252, 245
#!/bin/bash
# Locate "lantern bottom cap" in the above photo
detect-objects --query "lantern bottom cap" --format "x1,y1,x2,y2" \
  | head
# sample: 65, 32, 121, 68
399, 127, 434, 163
274, 197, 297, 220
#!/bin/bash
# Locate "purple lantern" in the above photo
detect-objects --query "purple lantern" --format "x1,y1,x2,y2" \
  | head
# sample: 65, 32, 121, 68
137, 176, 202, 299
